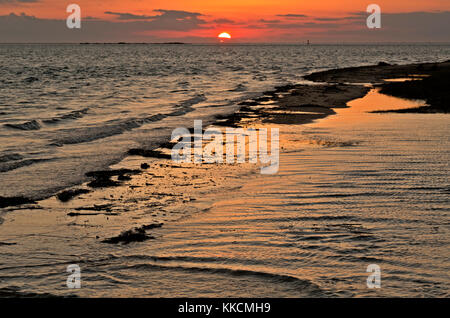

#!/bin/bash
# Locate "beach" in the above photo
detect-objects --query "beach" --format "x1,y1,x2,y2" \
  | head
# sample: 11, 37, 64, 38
0, 56, 449, 297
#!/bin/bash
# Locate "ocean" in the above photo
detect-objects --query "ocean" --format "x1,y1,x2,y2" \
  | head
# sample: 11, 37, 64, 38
1, 44, 450, 200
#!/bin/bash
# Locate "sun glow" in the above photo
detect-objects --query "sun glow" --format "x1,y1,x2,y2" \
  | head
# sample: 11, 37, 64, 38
218, 32, 231, 39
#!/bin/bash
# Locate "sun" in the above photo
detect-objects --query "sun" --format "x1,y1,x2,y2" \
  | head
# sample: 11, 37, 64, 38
218, 32, 231, 40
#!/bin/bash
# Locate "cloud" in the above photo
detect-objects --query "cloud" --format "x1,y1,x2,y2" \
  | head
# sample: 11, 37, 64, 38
0, 0, 39, 3
0, 10, 449, 43
305, 11, 450, 42
104, 12, 155, 20
212, 18, 235, 24
251, 21, 341, 30
0, 11, 209, 43
104, 9, 206, 25
251, 10, 450, 42
153, 9, 203, 18
276, 14, 308, 18
314, 17, 346, 22
258, 19, 282, 24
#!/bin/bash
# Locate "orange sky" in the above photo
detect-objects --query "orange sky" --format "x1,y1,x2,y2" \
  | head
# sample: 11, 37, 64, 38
0, 0, 450, 19
1, 0, 449, 18
1, 0, 449, 42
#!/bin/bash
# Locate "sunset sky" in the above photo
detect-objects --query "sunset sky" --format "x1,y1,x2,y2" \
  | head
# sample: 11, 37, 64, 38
0, 0, 449, 42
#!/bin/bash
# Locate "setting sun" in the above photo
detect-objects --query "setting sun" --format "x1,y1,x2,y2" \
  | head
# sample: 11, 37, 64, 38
218, 32, 231, 39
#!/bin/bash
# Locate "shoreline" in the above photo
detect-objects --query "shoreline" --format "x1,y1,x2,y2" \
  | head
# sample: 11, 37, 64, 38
1, 60, 449, 212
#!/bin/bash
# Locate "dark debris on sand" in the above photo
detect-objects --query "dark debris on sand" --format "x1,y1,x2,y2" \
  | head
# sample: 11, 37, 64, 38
86, 168, 140, 188
85, 169, 141, 179
0, 196, 36, 208
141, 223, 164, 230
101, 223, 163, 244
87, 178, 121, 188
0, 242, 17, 246
56, 188, 91, 202
67, 211, 118, 216
67, 204, 117, 216
158, 141, 178, 149
74, 204, 113, 212
128, 148, 172, 159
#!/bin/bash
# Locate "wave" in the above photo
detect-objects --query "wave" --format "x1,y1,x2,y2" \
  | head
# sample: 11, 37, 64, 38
0, 153, 24, 163
304, 137, 360, 147
23, 77, 39, 84
0, 286, 60, 298
119, 254, 270, 267
121, 262, 326, 296
0, 253, 328, 297
49, 114, 167, 146
0, 158, 51, 173
287, 192, 387, 199
4, 120, 41, 131
177, 94, 207, 108
47, 95, 206, 146
229, 84, 247, 92
10, 253, 323, 294
42, 108, 89, 124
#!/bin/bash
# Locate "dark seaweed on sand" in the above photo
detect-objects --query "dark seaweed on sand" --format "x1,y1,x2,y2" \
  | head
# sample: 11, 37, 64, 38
85, 168, 140, 188
101, 224, 162, 244
128, 148, 171, 159
56, 189, 91, 202
0, 196, 36, 208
